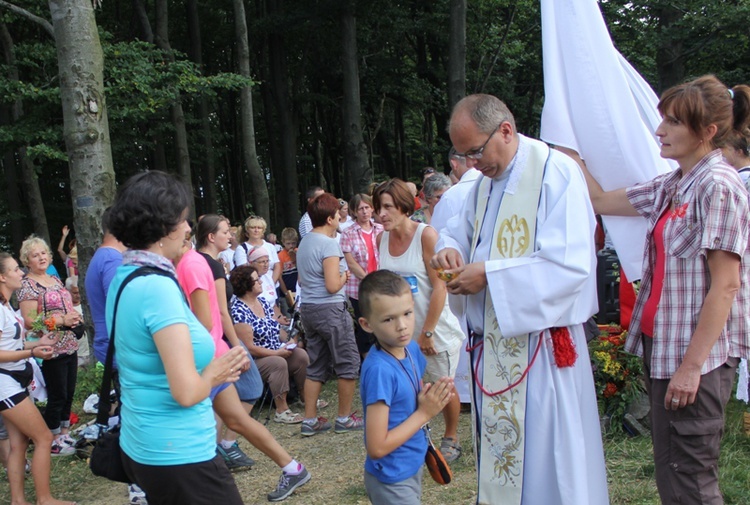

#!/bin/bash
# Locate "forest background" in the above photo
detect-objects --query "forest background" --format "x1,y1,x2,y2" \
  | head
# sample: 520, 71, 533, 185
2, 0, 750, 291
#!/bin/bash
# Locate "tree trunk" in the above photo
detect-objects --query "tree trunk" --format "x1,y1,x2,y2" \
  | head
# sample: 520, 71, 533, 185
656, 6, 684, 92
48, 0, 116, 329
233, 0, 270, 222
155, 0, 194, 210
447, 0, 466, 110
267, 0, 299, 227
185, 0, 217, 214
0, 21, 50, 244
340, 2, 370, 195
132, 0, 153, 43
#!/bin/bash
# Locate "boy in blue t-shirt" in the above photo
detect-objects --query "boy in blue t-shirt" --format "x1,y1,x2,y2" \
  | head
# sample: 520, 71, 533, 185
358, 270, 454, 504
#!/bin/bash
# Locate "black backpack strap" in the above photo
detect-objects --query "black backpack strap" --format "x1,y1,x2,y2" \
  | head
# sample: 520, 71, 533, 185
95, 266, 181, 426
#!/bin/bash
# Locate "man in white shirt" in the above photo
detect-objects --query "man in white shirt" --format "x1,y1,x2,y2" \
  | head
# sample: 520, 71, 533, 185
298, 186, 325, 239
430, 149, 481, 233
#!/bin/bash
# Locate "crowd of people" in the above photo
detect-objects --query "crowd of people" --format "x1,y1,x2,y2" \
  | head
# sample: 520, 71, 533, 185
0, 73, 749, 505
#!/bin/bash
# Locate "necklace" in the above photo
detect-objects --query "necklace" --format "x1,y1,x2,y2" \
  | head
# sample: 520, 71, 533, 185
381, 347, 420, 398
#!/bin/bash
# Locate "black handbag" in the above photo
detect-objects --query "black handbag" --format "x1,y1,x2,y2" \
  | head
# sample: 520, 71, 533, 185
89, 266, 177, 483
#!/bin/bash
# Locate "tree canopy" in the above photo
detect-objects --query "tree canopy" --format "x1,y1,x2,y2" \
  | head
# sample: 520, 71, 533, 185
2, 0, 750, 256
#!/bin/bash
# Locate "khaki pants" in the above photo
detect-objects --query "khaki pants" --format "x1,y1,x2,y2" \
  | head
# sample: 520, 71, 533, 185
642, 336, 738, 505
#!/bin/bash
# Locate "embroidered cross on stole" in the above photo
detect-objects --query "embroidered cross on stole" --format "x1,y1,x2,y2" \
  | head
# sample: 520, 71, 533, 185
469, 138, 549, 505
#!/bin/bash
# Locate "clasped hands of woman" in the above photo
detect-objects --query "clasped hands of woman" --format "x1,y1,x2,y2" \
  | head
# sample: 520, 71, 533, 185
204, 346, 250, 388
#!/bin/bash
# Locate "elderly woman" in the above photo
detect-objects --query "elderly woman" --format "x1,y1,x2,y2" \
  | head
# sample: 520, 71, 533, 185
17, 235, 81, 456
374, 178, 465, 462
340, 194, 384, 357
296, 192, 361, 436
247, 246, 282, 308
0, 252, 73, 505
581, 75, 750, 503
410, 173, 451, 224
106, 171, 249, 505
230, 265, 309, 424
234, 216, 281, 282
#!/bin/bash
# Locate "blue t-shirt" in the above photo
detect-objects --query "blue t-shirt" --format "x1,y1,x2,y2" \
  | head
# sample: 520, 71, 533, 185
360, 340, 427, 484
106, 265, 216, 466
85, 247, 123, 364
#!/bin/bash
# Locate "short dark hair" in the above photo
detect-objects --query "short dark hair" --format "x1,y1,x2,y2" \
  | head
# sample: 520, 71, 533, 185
306, 186, 324, 200
108, 171, 192, 250
230, 264, 259, 297
372, 179, 414, 216
358, 270, 411, 320
195, 214, 230, 249
308, 193, 340, 228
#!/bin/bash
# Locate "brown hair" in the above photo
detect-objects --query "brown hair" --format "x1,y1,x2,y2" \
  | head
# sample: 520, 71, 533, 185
281, 227, 299, 243
308, 193, 340, 228
195, 214, 230, 249
358, 270, 412, 320
657, 75, 750, 148
372, 179, 414, 216
0, 252, 14, 304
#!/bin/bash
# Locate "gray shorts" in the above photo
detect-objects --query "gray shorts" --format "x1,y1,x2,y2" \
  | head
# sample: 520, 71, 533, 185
300, 302, 359, 382
364, 467, 422, 505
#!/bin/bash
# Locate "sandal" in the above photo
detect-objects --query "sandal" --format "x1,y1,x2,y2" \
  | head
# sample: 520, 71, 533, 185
274, 409, 304, 424
316, 398, 329, 409
440, 437, 462, 463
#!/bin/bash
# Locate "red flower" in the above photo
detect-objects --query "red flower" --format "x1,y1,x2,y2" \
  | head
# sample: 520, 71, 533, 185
603, 382, 618, 398
44, 318, 57, 331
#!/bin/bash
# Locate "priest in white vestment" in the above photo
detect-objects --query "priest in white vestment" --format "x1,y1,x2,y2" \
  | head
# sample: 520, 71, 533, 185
432, 94, 609, 505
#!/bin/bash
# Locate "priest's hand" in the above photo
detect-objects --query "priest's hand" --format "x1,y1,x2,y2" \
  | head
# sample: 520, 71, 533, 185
446, 262, 487, 295
431, 248, 464, 271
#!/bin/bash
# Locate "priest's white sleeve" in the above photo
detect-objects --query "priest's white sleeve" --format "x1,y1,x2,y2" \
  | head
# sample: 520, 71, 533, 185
486, 153, 598, 337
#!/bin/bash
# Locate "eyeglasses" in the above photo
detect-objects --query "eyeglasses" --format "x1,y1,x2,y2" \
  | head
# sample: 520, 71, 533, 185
253, 259, 270, 265
423, 167, 435, 175
452, 124, 501, 160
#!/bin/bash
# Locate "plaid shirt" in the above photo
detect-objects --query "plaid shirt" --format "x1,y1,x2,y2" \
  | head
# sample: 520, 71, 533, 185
625, 150, 750, 379
339, 221, 383, 299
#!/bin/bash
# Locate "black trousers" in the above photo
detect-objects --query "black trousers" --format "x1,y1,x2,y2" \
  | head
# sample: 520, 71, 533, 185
41, 352, 77, 433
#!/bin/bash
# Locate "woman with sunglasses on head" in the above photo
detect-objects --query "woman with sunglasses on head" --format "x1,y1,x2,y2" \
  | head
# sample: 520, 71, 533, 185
581, 75, 750, 504
0, 252, 75, 505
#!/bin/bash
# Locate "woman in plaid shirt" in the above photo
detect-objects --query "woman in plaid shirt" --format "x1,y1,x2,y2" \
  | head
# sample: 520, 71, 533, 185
583, 75, 750, 504
340, 194, 384, 358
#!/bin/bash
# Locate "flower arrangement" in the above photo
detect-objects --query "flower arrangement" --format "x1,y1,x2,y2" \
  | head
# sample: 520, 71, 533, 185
589, 324, 644, 431
27, 310, 57, 339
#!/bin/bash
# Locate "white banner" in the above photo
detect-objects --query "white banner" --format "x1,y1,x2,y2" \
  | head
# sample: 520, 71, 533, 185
540, 0, 675, 281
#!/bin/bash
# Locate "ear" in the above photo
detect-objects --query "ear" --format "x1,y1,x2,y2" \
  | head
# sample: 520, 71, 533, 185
499, 121, 515, 142
358, 316, 373, 333
704, 123, 718, 142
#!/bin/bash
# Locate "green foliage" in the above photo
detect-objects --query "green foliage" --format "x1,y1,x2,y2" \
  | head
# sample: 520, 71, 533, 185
73, 361, 104, 406
589, 325, 645, 431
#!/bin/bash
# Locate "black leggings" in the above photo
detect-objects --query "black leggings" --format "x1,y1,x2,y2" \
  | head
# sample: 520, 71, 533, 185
41, 352, 77, 433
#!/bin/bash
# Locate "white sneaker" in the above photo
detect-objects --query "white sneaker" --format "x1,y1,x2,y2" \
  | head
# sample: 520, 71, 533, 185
129, 483, 148, 505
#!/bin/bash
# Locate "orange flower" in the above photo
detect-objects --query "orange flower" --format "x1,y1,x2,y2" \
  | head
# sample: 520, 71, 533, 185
603, 382, 618, 398
44, 318, 57, 331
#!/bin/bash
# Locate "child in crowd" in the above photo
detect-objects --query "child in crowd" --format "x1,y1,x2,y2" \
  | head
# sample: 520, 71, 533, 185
357, 270, 454, 505
278, 227, 299, 312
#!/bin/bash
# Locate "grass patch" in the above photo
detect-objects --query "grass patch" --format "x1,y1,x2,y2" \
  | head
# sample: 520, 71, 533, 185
2, 380, 749, 504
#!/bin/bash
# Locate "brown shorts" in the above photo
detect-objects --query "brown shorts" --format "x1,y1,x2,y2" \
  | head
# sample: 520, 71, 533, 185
301, 302, 359, 382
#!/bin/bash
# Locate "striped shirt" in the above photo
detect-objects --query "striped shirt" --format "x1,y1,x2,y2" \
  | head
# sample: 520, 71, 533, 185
625, 150, 750, 378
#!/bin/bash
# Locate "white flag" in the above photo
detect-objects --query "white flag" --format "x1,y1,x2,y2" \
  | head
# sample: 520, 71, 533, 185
540, 0, 675, 280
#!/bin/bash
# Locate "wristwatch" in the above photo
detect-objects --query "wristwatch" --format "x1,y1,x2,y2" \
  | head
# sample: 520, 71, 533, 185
423, 330, 434, 339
